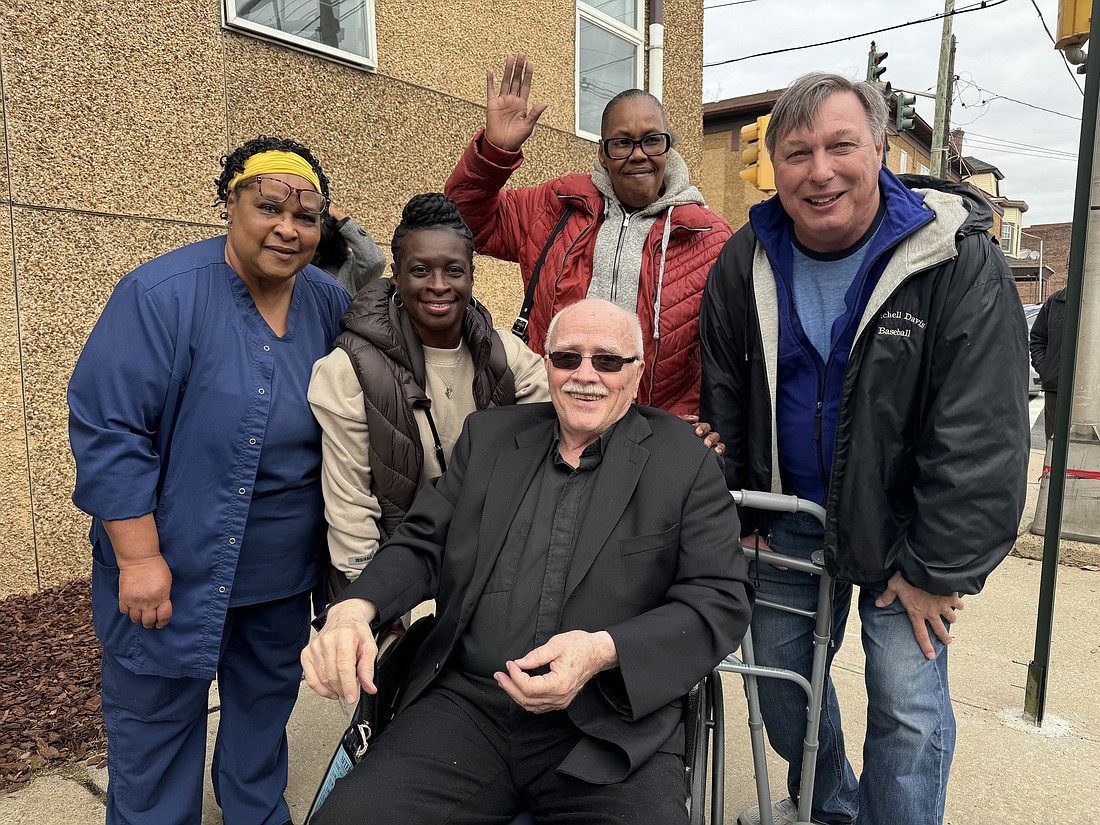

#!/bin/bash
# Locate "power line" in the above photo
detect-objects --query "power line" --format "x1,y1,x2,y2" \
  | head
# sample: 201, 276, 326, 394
963, 130, 1078, 158
703, 0, 1008, 68
964, 136, 1076, 157
960, 142, 1078, 161
1028, 0, 1085, 93
956, 77, 1082, 121
703, 0, 762, 8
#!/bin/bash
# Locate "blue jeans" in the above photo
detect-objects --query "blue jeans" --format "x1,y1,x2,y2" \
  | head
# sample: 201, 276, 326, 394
749, 513, 955, 825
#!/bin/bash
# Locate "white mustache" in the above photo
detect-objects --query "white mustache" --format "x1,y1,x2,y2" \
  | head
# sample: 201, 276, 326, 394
562, 382, 608, 398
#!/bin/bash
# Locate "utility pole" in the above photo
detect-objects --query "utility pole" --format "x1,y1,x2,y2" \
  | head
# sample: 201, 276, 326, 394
1026, 0, 1099, 726
930, 0, 955, 177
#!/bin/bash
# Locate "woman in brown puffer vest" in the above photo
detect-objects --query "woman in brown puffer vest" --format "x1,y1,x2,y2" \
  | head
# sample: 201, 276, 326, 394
308, 193, 549, 593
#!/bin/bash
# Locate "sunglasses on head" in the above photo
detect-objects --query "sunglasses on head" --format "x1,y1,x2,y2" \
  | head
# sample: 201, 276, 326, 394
548, 352, 639, 373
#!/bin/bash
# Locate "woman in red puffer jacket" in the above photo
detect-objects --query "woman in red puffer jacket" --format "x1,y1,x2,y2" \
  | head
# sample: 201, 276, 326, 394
445, 53, 731, 416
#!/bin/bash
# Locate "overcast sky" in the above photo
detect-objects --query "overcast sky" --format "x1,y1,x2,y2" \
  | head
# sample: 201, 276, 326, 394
703, 0, 1085, 232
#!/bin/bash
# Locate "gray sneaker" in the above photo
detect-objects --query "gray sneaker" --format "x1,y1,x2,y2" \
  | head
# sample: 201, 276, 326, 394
737, 797, 822, 825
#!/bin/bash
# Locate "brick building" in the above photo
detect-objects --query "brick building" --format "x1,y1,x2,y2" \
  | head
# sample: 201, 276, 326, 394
1022, 222, 1073, 299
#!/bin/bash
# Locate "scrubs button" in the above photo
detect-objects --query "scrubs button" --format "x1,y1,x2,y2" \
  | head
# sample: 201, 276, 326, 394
218, 586, 226, 593
249, 438, 257, 445
238, 487, 246, 494
263, 345, 270, 352
258, 388, 265, 394
229, 538, 236, 545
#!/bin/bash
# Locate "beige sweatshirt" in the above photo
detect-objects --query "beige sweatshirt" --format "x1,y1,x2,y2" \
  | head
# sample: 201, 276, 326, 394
308, 332, 549, 580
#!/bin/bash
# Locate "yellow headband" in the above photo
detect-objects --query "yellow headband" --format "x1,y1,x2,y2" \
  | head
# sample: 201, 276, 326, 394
227, 150, 322, 194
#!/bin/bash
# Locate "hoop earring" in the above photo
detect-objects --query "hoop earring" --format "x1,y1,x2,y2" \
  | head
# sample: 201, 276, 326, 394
391, 291, 404, 309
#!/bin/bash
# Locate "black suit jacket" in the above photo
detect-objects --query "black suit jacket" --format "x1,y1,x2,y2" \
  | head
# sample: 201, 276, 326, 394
338, 402, 753, 783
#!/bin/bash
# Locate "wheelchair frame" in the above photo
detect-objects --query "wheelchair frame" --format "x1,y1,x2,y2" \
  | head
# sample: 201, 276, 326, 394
307, 490, 832, 825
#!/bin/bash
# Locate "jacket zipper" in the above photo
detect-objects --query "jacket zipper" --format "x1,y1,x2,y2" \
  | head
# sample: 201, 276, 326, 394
817, 226, 947, 533
784, 280, 830, 492
611, 211, 631, 303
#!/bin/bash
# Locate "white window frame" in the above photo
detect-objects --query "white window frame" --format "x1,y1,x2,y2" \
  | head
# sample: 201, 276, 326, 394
223, 0, 377, 71
1001, 222, 1016, 250
575, 0, 645, 142
920, 163, 930, 175
899, 149, 908, 174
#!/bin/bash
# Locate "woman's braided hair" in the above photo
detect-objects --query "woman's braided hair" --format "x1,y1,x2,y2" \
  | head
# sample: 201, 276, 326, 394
214, 135, 331, 217
391, 193, 474, 265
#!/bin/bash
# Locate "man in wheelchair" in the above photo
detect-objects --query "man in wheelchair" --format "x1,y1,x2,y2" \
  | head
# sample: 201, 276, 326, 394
302, 299, 753, 824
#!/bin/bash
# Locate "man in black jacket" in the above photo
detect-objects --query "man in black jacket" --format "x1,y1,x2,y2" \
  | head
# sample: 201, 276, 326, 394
303, 299, 752, 825
1030, 287, 1068, 440
700, 73, 1028, 825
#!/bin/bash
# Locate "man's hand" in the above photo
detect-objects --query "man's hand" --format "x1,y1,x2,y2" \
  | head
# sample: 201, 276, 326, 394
301, 599, 380, 704
680, 415, 725, 455
484, 53, 548, 153
740, 533, 788, 570
118, 555, 173, 629
875, 571, 964, 660
494, 630, 617, 713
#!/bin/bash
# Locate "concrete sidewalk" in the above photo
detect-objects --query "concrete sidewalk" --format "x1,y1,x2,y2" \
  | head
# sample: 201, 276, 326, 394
3, 448, 1098, 824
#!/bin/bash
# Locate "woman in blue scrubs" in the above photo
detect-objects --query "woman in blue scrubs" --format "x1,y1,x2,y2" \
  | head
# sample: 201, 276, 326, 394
68, 136, 351, 825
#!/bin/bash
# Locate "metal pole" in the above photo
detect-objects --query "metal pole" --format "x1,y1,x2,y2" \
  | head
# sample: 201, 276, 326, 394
930, 0, 955, 177
1023, 0, 1099, 726
647, 0, 664, 102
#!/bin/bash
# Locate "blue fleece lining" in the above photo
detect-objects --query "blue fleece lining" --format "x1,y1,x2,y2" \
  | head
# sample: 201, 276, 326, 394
749, 167, 935, 505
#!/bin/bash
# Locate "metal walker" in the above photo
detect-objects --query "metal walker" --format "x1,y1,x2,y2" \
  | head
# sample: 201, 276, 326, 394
712, 490, 836, 825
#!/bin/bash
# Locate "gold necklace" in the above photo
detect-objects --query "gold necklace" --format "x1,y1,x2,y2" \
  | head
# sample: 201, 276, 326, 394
425, 350, 468, 399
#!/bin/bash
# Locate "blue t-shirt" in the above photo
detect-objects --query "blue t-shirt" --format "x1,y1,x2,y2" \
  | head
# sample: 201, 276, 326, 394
790, 236, 875, 361
69, 236, 350, 678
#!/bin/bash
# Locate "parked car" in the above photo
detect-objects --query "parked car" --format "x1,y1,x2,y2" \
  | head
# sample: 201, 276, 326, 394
1024, 304, 1043, 397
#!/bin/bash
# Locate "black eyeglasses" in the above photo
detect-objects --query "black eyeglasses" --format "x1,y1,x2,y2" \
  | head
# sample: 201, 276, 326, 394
243, 176, 327, 215
548, 351, 640, 373
601, 133, 672, 160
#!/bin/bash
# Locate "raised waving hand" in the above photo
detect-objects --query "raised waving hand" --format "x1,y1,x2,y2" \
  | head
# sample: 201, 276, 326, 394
485, 53, 549, 152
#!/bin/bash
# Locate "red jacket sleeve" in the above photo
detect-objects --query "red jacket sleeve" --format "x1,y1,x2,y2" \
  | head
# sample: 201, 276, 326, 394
445, 130, 553, 272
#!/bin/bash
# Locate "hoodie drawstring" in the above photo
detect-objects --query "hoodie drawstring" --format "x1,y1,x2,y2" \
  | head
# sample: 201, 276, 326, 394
646, 207, 674, 405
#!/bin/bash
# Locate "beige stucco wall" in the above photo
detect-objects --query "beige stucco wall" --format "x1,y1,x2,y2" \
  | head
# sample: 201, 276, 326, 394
663, 0, 705, 177
0, 0, 707, 596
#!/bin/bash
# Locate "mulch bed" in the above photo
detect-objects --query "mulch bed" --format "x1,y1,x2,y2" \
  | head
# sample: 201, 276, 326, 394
0, 578, 105, 792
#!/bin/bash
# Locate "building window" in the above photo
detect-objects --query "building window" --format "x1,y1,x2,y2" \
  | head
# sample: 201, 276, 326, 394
920, 163, 930, 175
224, 0, 376, 69
1001, 222, 1015, 249
899, 150, 908, 174
576, 0, 645, 139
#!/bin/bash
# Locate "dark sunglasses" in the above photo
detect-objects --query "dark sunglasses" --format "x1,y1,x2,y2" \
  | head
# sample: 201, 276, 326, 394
548, 351, 640, 373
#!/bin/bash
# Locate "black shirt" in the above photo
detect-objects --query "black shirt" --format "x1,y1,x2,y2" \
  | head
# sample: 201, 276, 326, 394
457, 426, 614, 677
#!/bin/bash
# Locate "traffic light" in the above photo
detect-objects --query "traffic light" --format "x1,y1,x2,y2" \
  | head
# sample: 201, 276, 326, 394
895, 92, 916, 133
866, 41, 892, 96
739, 114, 775, 193
1056, 0, 1090, 50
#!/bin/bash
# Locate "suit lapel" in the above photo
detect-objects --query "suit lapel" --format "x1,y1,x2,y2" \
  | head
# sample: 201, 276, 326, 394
564, 407, 651, 598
